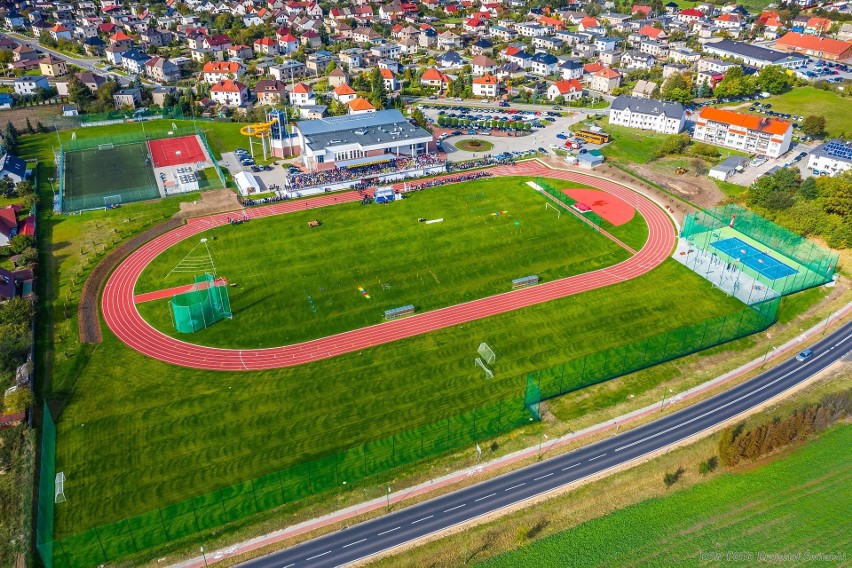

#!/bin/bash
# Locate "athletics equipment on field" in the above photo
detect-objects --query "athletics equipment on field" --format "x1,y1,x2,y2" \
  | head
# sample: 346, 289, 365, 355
474, 357, 494, 379
54, 473, 66, 504
478, 342, 496, 364
170, 274, 232, 333
512, 275, 539, 289
385, 305, 414, 320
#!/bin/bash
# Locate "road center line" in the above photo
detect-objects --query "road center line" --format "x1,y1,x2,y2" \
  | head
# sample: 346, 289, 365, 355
342, 539, 367, 548
412, 515, 434, 524
505, 483, 525, 491
306, 551, 331, 561
533, 473, 554, 480
589, 453, 606, 461
378, 527, 400, 536
475, 493, 496, 502
444, 504, 466, 512
562, 464, 580, 471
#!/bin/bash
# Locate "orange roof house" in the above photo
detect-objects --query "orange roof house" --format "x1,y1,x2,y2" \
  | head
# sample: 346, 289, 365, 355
775, 32, 852, 61
347, 97, 376, 113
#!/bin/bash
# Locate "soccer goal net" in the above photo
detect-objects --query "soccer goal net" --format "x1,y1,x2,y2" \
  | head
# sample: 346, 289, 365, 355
170, 274, 232, 333
104, 194, 123, 208
98, 142, 114, 150
478, 342, 496, 364
475, 357, 494, 379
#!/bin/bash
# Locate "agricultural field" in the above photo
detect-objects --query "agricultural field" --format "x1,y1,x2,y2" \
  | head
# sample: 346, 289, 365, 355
135, 177, 634, 347
481, 424, 851, 568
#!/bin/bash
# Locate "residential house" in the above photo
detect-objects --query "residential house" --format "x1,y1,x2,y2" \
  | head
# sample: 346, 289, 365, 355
210, 79, 249, 107
39, 56, 67, 77
202, 61, 244, 84
559, 58, 584, 80
470, 38, 493, 56
807, 139, 852, 176
639, 40, 669, 58
530, 52, 559, 76
471, 55, 497, 76
437, 30, 462, 51
277, 31, 300, 54
472, 74, 500, 98
151, 85, 177, 106
622, 50, 656, 70
254, 37, 279, 56
0, 204, 20, 247
516, 23, 548, 37
589, 67, 621, 93
270, 60, 307, 80
13, 76, 49, 96
381, 68, 399, 91
0, 155, 27, 185
82, 36, 106, 56
332, 82, 358, 103
420, 67, 451, 88
228, 45, 253, 60
144, 56, 180, 82
113, 87, 142, 108
328, 67, 348, 88
632, 79, 658, 98
436, 51, 465, 68
547, 78, 583, 101
109, 31, 134, 50
347, 97, 375, 114
255, 79, 288, 105
48, 23, 72, 41
353, 26, 383, 44
120, 48, 150, 74
306, 51, 336, 75
775, 33, 852, 62
289, 82, 316, 106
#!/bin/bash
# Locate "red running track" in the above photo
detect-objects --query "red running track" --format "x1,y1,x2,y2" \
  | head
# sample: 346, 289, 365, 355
101, 163, 675, 371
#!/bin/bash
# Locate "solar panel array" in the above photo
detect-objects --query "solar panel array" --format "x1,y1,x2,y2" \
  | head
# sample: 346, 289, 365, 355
823, 140, 852, 160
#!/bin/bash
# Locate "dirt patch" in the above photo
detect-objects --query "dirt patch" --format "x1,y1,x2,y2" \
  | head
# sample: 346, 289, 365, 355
630, 161, 725, 210
176, 189, 241, 220
0, 104, 64, 132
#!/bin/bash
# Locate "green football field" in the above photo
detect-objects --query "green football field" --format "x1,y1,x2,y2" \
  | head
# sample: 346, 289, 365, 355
134, 177, 634, 347
52, 177, 753, 556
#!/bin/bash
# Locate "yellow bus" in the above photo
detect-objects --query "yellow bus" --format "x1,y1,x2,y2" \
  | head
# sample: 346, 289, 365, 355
575, 130, 611, 144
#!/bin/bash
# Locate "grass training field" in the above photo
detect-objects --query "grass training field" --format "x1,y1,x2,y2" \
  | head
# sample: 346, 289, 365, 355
135, 177, 634, 347
595, 119, 671, 164
482, 425, 851, 567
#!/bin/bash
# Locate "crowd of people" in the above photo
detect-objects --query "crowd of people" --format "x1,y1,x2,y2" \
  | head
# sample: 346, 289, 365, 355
403, 171, 491, 191
241, 193, 288, 207
287, 154, 448, 191
447, 155, 512, 172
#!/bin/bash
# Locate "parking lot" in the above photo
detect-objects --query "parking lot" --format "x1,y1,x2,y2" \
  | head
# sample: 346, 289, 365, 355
220, 151, 289, 194
420, 104, 593, 161
725, 141, 817, 186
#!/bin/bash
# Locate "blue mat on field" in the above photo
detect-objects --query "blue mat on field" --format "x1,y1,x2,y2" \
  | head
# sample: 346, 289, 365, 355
711, 237, 797, 280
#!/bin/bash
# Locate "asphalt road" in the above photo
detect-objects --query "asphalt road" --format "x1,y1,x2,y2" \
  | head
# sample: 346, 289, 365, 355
241, 321, 851, 568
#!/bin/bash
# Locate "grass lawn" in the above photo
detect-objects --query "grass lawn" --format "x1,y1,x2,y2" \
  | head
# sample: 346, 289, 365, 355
714, 179, 748, 198
55, 258, 749, 541
596, 118, 671, 164
135, 177, 632, 347
722, 87, 852, 138
454, 139, 495, 152
481, 424, 851, 567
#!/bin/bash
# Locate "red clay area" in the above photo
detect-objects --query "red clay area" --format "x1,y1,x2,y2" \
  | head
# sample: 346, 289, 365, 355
148, 135, 206, 168
102, 162, 674, 371
563, 188, 635, 226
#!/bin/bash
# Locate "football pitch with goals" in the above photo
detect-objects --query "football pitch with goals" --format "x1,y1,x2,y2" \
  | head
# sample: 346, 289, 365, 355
53, 177, 752, 557
135, 177, 643, 347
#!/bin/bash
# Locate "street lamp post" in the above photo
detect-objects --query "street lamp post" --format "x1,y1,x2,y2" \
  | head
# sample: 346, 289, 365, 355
386, 482, 391, 512
659, 387, 673, 412
761, 345, 776, 367
200, 546, 209, 567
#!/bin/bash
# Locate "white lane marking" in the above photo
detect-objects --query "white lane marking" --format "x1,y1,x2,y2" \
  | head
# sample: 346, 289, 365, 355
444, 504, 466, 512
282, 564, 294, 568
412, 515, 434, 524
378, 527, 400, 536
562, 464, 580, 471
612, 350, 842, 455
306, 551, 331, 561
505, 483, 526, 491
589, 453, 606, 461
475, 493, 496, 502
533, 473, 554, 480
342, 539, 367, 548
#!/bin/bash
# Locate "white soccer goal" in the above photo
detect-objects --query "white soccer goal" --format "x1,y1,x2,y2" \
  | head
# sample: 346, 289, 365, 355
104, 194, 122, 208
478, 342, 496, 364
98, 142, 114, 150
475, 357, 494, 380
55, 472, 66, 504
545, 201, 561, 219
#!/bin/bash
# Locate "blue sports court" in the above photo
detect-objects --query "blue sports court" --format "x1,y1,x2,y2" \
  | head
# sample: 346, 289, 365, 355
711, 237, 798, 280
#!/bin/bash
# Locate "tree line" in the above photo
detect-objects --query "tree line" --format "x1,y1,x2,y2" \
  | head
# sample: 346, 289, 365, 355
718, 389, 851, 467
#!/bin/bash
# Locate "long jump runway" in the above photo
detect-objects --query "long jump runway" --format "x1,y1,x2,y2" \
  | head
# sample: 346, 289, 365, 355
101, 163, 675, 371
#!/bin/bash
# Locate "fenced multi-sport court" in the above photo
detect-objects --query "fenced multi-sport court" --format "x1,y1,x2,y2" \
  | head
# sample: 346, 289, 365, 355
676, 204, 838, 303
56, 126, 224, 213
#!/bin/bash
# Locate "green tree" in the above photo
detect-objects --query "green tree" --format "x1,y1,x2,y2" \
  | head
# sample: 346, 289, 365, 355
714, 67, 757, 99
746, 167, 801, 210
660, 72, 693, 104
2, 387, 33, 413
801, 115, 826, 137
24, 117, 34, 135
66, 73, 94, 108
755, 65, 791, 95
8, 235, 34, 255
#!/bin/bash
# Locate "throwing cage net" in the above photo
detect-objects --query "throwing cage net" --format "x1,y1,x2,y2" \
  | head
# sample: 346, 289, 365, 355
170, 274, 232, 333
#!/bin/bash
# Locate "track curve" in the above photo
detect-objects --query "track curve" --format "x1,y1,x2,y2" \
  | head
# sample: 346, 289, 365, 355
101, 163, 676, 371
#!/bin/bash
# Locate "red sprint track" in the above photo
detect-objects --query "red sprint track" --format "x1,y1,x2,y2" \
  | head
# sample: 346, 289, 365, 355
102, 163, 675, 371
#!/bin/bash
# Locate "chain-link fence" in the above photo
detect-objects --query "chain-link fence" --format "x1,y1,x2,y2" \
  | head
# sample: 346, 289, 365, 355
681, 205, 838, 296
536, 178, 605, 231
36, 403, 56, 568
524, 297, 780, 407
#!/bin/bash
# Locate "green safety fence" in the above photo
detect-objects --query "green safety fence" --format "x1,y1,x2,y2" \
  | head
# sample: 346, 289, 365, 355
681, 204, 838, 296
197, 131, 227, 187
61, 125, 201, 153
171, 274, 233, 333
524, 297, 780, 407
36, 403, 56, 568
53, 106, 186, 129
40, 394, 532, 568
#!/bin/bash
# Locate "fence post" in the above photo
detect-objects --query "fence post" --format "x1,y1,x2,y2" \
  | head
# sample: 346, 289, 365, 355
249, 479, 261, 514
559, 363, 565, 395
190, 498, 201, 533
158, 507, 171, 541
92, 526, 109, 562
124, 518, 139, 553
